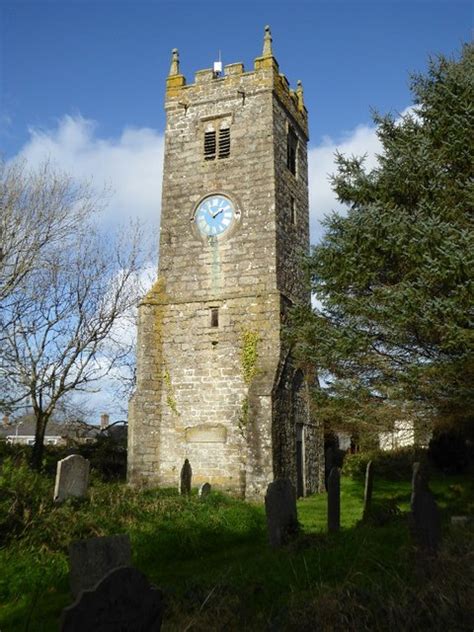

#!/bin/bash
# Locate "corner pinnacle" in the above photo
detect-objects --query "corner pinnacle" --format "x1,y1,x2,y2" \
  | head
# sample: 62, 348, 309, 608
262, 25, 273, 57
296, 80, 305, 110
169, 48, 180, 76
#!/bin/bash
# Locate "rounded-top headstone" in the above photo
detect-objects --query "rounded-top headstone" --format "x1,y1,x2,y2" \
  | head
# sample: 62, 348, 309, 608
54, 454, 90, 503
198, 482, 211, 497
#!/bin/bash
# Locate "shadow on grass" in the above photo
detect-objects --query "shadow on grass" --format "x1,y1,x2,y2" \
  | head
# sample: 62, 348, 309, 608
1, 475, 473, 631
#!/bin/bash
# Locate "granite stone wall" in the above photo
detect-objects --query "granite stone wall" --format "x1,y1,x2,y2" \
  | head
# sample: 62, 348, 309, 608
128, 46, 321, 497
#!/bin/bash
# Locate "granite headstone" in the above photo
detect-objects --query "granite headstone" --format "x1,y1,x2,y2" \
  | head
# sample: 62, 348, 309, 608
328, 467, 341, 533
410, 462, 441, 554
54, 455, 90, 503
198, 482, 211, 497
265, 478, 299, 548
179, 458, 192, 495
362, 460, 374, 521
68, 534, 132, 598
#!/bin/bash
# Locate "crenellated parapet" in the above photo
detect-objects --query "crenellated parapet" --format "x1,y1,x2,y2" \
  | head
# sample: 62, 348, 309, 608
165, 26, 308, 138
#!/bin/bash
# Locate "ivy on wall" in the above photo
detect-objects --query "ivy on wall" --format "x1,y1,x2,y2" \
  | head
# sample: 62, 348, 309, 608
238, 330, 260, 435
240, 330, 260, 385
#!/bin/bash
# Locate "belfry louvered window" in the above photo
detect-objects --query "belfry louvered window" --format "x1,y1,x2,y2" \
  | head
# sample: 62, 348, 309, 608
204, 131, 217, 160
218, 128, 230, 158
203, 127, 231, 160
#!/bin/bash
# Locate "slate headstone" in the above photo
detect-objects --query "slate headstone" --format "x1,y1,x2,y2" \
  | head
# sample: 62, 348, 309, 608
199, 482, 211, 497
179, 458, 192, 495
265, 478, 299, 548
54, 454, 90, 503
410, 462, 441, 554
362, 460, 374, 520
327, 467, 341, 533
324, 446, 335, 491
68, 534, 132, 598
60, 565, 164, 632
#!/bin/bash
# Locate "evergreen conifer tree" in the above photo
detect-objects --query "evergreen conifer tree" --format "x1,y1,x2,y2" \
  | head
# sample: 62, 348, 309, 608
290, 44, 473, 438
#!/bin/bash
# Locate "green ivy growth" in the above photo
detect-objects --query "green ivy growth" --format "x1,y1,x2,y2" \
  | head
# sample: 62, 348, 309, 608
239, 330, 260, 437
240, 330, 260, 386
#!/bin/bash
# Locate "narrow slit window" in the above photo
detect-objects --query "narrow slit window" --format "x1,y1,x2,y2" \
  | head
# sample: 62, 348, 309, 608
210, 307, 219, 327
204, 131, 217, 160
218, 128, 231, 159
287, 127, 297, 175
290, 196, 296, 225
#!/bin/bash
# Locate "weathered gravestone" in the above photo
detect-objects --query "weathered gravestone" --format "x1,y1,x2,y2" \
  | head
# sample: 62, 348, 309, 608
451, 516, 472, 527
69, 534, 132, 598
324, 446, 335, 491
179, 458, 192, 495
327, 467, 341, 533
265, 478, 299, 548
61, 566, 164, 631
54, 455, 90, 503
199, 482, 211, 497
362, 460, 374, 521
410, 462, 441, 554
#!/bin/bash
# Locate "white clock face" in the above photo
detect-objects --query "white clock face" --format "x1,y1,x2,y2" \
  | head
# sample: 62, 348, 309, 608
194, 195, 235, 237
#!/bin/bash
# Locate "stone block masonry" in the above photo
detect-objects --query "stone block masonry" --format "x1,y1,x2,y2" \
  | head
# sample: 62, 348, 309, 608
128, 27, 323, 498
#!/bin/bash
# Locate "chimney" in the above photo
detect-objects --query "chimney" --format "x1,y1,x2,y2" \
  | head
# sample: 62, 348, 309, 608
2, 414, 9, 427
100, 413, 110, 429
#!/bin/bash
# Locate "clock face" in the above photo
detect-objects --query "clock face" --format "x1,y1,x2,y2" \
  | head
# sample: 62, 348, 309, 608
194, 195, 235, 237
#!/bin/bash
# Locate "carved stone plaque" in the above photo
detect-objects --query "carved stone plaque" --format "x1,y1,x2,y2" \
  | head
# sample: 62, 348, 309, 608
185, 424, 227, 443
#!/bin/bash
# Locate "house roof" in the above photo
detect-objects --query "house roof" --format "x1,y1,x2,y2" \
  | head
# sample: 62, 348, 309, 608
0, 414, 100, 439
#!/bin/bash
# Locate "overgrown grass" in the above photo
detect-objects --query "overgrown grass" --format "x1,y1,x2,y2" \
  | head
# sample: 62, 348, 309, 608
0, 457, 473, 631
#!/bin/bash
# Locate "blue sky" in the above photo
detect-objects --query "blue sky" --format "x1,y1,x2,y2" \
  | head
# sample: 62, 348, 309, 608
1, 1, 471, 155
1, 1, 470, 238
1, 0, 471, 420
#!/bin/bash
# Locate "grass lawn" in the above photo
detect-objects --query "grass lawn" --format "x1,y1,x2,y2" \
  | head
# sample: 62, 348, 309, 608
0, 463, 473, 631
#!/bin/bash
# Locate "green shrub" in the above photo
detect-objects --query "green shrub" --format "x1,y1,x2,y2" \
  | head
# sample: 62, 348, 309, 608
40, 435, 127, 481
342, 447, 429, 481
0, 457, 51, 546
0, 441, 30, 465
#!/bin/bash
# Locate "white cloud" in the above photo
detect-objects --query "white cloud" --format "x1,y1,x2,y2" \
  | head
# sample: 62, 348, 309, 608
308, 122, 382, 242
16, 115, 164, 228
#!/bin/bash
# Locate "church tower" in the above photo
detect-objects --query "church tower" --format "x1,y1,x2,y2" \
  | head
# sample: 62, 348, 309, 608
128, 27, 323, 498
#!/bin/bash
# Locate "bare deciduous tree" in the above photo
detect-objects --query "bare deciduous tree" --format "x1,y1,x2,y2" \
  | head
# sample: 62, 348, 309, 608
0, 160, 96, 306
0, 160, 149, 468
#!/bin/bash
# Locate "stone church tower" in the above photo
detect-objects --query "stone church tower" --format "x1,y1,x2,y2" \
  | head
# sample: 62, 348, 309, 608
128, 27, 323, 498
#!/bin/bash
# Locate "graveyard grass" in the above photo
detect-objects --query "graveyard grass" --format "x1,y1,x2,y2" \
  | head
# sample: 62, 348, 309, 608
0, 462, 473, 630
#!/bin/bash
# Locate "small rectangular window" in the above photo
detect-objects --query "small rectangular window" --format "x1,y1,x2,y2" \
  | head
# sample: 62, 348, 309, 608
290, 196, 296, 225
287, 127, 297, 175
204, 131, 216, 160
218, 128, 230, 159
210, 307, 219, 327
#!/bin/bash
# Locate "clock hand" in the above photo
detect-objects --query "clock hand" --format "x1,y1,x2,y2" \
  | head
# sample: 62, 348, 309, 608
212, 208, 224, 218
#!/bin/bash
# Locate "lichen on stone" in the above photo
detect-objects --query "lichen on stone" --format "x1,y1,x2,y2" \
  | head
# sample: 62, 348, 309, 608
163, 367, 179, 416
